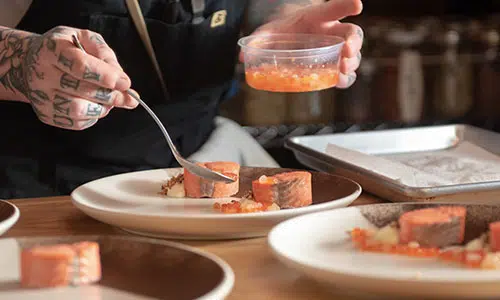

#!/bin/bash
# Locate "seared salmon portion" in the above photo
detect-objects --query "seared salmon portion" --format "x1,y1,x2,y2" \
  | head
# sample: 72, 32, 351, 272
398, 206, 466, 248
21, 241, 101, 288
251, 171, 312, 208
184, 161, 240, 198
489, 221, 500, 252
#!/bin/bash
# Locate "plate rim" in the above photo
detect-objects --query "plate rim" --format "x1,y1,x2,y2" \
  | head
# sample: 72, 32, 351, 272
3, 234, 235, 300
0, 200, 20, 235
70, 167, 362, 220
268, 203, 500, 284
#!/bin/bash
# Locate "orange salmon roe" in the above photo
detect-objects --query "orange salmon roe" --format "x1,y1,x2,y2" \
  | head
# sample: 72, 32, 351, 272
439, 249, 486, 268
213, 200, 272, 214
350, 228, 440, 258
245, 63, 339, 92
438, 248, 465, 263
350, 228, 488, 269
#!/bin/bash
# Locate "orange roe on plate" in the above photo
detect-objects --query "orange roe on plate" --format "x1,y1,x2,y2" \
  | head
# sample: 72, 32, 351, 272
350, 228, 489, 269
213, 200, 272, 214
350, 228, 440, 258
439, 249, 486, 268
438, 248, 465, 263
245, 63, 339, 93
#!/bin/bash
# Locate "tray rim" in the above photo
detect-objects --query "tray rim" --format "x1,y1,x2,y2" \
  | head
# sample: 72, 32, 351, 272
285, 123, 500, 198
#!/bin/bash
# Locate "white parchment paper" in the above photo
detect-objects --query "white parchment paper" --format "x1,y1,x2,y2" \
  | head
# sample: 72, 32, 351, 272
325, 142, 500, 188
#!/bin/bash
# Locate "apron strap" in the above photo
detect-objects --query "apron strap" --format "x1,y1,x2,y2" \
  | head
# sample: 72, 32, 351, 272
124, 0, 170, 101
191, 0, 205, 24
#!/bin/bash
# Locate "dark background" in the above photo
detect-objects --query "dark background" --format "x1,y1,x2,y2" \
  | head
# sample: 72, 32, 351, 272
222, 0, 500, 168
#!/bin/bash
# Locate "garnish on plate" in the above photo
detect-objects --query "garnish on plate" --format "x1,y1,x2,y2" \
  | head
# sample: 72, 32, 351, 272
348, 206, 500, 270
160, 173, 185, 198
159, 162, 313, 214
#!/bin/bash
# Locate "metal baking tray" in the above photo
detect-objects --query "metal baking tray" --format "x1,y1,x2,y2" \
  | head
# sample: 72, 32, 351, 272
285, 124, 500, 203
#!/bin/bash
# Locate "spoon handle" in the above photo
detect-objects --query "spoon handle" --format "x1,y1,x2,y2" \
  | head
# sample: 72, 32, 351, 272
125, 90, 181, 160
71, 35, 235, 183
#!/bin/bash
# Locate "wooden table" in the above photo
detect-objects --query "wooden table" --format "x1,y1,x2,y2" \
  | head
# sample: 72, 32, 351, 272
4, 193, 386, 299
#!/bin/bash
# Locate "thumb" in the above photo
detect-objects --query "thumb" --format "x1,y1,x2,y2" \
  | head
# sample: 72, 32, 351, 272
302, 0, 363, 24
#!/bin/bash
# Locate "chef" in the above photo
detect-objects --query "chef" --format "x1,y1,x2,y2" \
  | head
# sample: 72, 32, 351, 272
0, 0, 363, 198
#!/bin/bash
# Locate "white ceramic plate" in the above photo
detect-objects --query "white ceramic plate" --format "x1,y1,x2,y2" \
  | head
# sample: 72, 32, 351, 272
0, 235, 233, 300
71, 167, 361, 240
269, 203, 500, 299
0, 200, 19, 236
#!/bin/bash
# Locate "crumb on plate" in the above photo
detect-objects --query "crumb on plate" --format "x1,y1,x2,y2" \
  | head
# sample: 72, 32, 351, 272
160, 174, 185, 198
213, 190, 280, 214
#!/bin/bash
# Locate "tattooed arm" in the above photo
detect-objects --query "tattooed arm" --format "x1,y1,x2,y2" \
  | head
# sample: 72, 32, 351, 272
0, 27, 39, 103
243, 0, 324, 35
0, 26, 138, 130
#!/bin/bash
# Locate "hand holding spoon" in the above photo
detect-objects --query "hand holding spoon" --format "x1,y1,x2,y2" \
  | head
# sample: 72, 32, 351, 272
71, 34, 235, 183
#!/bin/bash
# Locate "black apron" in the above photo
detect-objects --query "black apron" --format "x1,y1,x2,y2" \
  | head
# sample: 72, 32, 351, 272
0, 0, 247, 199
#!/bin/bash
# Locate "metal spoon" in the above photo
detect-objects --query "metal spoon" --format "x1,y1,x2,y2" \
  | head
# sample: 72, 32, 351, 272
71, 35, 235, 183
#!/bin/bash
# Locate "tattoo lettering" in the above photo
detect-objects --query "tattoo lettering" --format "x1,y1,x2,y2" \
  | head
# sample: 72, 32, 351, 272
44, 27, 67, 53
28, 90, 49, 106
46, 38, 56, 52
60, 73, 80, 90
57, 53, 73, 70
58, 54, 74, 70
94, 87, 112, 102
83, 66, 100, 81
53, 94, 71, 115
86, 103, 103, 117
0, 28, 45, 104
90, 34, 106, 45
53, 114, 74, 128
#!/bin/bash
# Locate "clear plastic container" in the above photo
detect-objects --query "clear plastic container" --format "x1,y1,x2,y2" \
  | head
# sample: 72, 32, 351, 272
238, 33, 345, 93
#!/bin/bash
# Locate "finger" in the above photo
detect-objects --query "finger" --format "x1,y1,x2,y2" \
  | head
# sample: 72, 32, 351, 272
303, 0, 363, 24
50, 119, 99, 130
42, 114, 100, 131
340, 52, 361, 74
51, 91, 112, 121
53, 70, 135, 108
336, 71, 357, 89
47, 91, 108, 131
79, 101, 112, 119
319, 22, 363, 58
124, 89, 140, 108
54, 44, 131, 91
78, 30, 124, 71
46, 26, 75, 42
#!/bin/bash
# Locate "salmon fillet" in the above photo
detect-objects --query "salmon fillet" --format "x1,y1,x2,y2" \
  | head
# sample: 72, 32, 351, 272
21, 241, 101, 288
489, 221, 500, 252
398, 206, 466, 247
251, 171, 312, 208
183, 161, 240, 198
